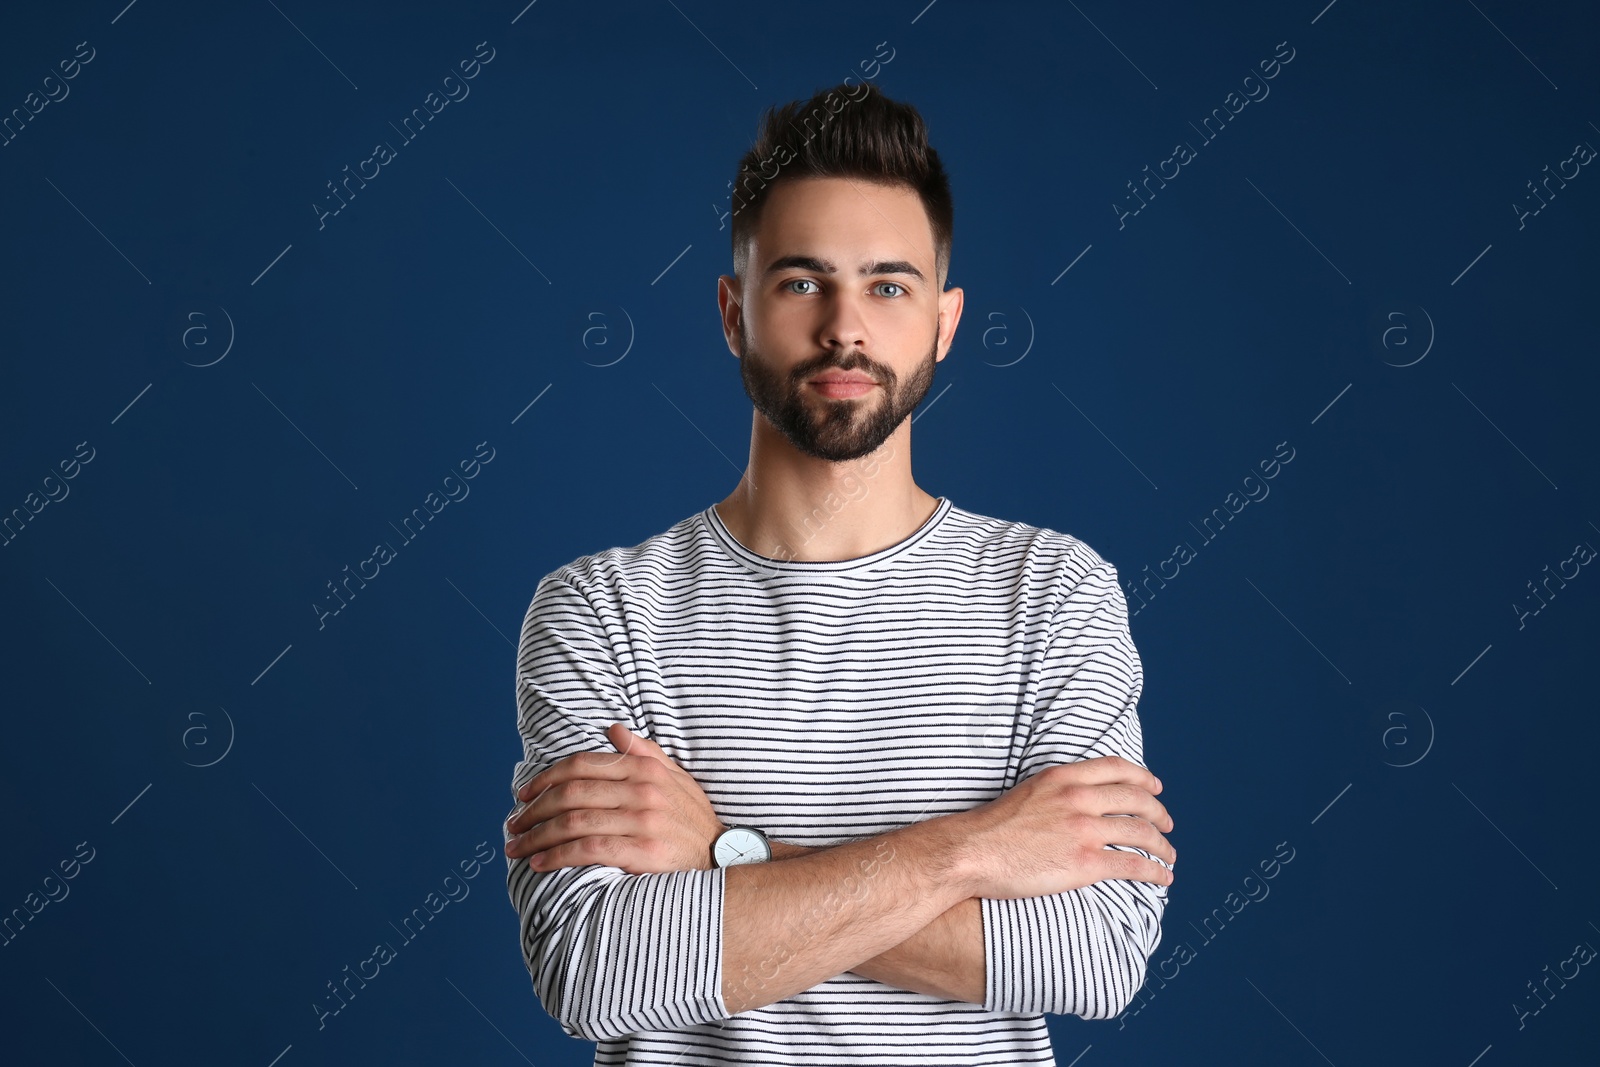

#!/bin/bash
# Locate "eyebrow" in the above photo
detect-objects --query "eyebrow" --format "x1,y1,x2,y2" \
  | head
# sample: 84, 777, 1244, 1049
762, 254, 926, 284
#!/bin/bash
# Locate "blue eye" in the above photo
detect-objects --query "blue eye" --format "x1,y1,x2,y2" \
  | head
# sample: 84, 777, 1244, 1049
784, 279, 819, 295
875, 282, 906, 298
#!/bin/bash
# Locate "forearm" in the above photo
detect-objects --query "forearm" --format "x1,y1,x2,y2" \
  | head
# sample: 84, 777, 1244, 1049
768, 840, 984, 1004
722, 816, 974, 1014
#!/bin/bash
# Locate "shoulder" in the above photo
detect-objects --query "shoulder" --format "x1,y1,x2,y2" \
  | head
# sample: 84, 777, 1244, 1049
941, 502, 1118, 586
534, 510, 708, 607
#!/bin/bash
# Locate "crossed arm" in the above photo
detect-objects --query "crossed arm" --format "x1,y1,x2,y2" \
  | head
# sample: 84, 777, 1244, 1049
503, 725, 987, 1007
735, 837, 985, 1005
504, 723, 1173, 1015
504, 567, 1173, 1037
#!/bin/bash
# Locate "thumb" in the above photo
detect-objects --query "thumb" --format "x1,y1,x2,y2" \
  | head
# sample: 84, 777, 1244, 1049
608, 722, 670, 762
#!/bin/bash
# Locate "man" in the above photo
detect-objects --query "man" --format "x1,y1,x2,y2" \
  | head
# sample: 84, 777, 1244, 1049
502, 81, 1176, 1065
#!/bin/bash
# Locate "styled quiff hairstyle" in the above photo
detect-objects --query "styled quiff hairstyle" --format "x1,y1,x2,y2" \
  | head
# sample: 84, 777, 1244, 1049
729, 81, 953, 289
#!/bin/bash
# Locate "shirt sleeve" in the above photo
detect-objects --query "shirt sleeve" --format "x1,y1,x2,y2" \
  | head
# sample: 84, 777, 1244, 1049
980, 560, 1169, 1019
504, 572, 729, 1042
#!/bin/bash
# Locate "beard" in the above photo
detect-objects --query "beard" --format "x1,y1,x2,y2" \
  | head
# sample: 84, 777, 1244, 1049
737, 320, 940, 462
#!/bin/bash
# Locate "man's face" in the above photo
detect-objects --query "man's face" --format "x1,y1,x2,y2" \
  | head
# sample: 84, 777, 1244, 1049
721, 177, 960, 462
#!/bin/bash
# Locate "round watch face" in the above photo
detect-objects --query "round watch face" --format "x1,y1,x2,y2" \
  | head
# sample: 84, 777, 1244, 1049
714, 827, 769, 867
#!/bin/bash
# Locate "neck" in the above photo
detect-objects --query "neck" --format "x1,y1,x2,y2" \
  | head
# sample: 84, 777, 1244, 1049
714, 414, 938, 563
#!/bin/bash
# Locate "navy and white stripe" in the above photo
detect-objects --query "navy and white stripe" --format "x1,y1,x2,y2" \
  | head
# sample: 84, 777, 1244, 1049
505, 496, 1168, 1064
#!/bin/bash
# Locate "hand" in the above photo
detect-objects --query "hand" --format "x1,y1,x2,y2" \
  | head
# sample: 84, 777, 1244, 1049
950, 755, 1175, 899
503, 722, 727, 874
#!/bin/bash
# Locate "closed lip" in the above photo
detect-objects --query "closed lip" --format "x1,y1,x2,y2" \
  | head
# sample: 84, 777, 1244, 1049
810, 373, 877, 385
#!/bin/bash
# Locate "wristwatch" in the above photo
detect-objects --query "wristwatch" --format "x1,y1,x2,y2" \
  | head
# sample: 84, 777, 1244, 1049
712, 825, 772, 867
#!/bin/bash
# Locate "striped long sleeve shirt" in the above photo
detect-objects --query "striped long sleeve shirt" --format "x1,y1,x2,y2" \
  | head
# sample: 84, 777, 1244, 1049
503, 496, 1168, 1065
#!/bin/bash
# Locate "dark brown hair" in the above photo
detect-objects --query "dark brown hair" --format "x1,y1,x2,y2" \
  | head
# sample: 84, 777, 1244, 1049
729, 81, 953, 288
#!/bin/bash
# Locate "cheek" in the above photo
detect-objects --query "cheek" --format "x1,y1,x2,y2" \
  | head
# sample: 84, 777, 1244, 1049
764, 300, 819, 337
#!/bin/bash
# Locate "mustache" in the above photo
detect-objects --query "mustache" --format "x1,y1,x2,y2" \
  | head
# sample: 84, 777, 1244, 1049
797, 355, 887, 382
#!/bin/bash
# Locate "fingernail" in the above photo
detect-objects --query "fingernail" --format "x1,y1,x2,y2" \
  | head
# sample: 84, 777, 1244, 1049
528, 851, 545, 866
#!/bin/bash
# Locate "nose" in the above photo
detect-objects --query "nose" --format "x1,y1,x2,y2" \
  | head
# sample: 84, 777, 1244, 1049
817, 290, 870, 353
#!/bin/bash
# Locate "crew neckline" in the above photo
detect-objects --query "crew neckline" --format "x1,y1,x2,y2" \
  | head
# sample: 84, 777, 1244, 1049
703, 496, 953, 577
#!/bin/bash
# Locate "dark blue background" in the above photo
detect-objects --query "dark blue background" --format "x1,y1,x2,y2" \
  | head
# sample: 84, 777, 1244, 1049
2, 1, 1596, 1064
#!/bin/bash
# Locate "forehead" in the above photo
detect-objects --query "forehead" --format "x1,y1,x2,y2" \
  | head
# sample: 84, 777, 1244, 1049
752, 177, 935, 275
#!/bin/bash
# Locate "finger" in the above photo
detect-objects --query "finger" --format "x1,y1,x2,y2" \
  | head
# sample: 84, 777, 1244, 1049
606, 721, 635, 753
516, 748, 651, 802
508, 806, 649, 858
570, 743, 642, 779
1098, 813, 1177, 865
1112, 792, 1173, 833
1044, 756, 1164, 811
521, 831, 654, 873
1089, 836, 1177, 887
1085, 779, 1173, 833
1089, 755, 1162, 792
607, 722, 679, 769
1129, 856, 1175, 886
506, 778, 640, 836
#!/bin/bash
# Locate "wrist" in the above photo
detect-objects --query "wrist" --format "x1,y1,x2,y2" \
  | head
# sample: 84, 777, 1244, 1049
768, 840, 818, 861
915, 810, 986, 898
764, 823, 981, 896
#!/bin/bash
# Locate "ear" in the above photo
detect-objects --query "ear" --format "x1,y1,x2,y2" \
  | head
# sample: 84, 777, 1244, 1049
935, 284, 964, 362
717, 274, 743, 357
